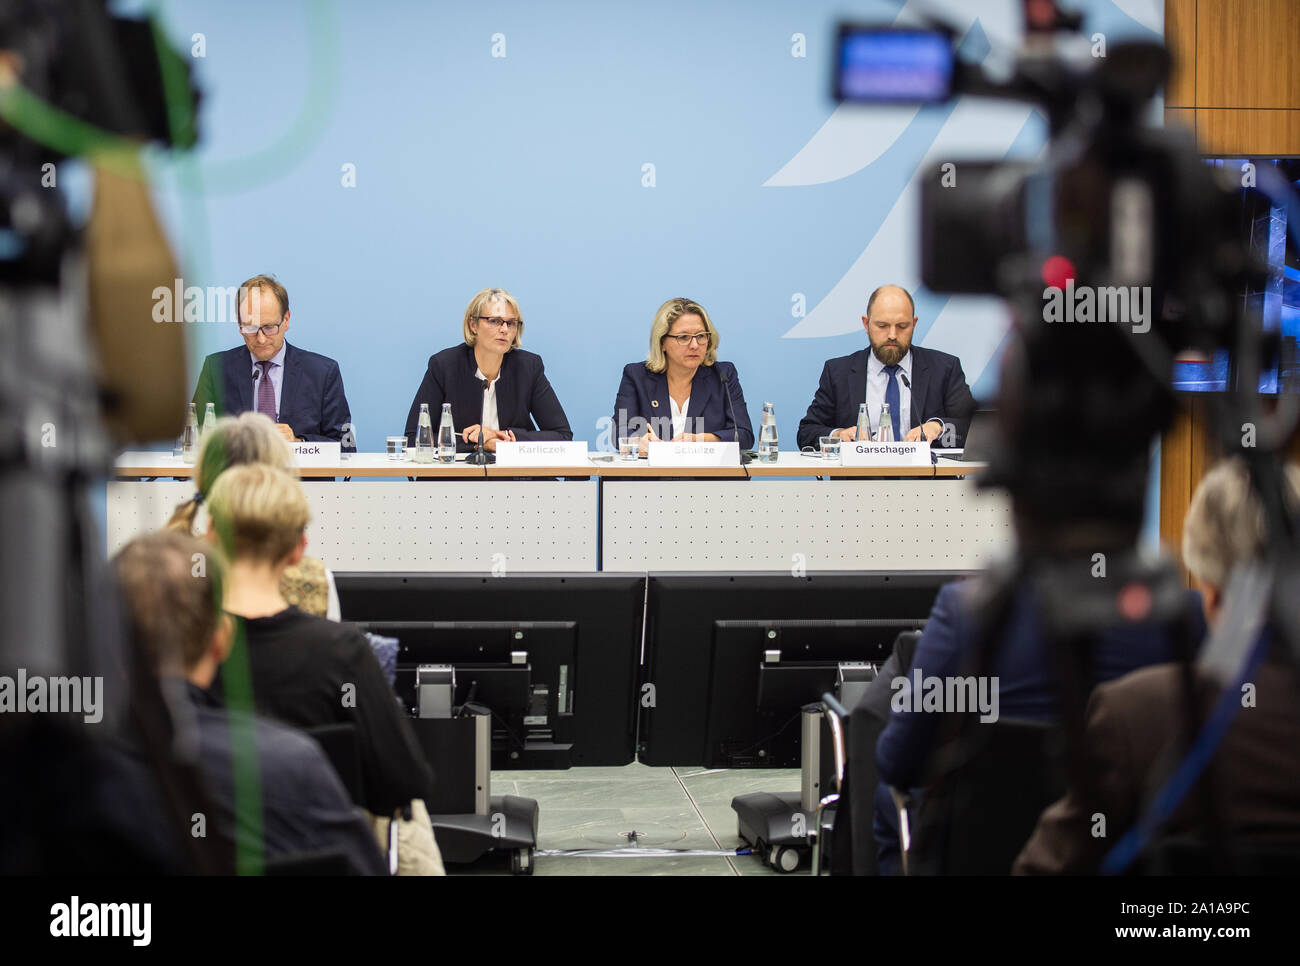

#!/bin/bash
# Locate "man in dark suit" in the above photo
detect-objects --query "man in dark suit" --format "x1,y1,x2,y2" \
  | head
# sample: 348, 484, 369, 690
193, 274, 354, 450
796, 284, 976, 450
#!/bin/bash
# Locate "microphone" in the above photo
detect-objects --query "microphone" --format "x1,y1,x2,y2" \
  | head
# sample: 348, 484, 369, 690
717, 366, 752, 465
466, 376, 495, 465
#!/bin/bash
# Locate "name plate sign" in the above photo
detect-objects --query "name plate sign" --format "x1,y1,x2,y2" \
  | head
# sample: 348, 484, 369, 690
292, 441, 341, 466
839, 440, 930, 467
493, 440, 589, 467
647, 441, 740, 467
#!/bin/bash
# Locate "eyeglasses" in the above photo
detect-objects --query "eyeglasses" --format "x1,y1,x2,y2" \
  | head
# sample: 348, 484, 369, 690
239, 321, 284, 337
476, 316, 520, 331
665, 332, 710, 347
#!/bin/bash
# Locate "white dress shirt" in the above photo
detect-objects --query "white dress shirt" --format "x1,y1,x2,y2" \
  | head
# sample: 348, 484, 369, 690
475, 367, 500, 431
669, 396, 690, 438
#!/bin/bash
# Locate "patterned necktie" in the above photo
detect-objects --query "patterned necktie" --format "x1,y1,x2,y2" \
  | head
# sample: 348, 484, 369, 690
256, 360, 277, 421
884, 364, 902, 440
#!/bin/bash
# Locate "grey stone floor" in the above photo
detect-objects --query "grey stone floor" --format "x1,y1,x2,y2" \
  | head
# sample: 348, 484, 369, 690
446, 762, 807, 876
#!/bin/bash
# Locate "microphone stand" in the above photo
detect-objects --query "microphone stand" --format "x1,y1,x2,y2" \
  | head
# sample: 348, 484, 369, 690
717, 366, 752, 464
466, 376, 495, 465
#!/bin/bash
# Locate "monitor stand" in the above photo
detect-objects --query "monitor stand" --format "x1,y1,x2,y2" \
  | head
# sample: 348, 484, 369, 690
730, 704, 826, 873
416, 704, 540, 875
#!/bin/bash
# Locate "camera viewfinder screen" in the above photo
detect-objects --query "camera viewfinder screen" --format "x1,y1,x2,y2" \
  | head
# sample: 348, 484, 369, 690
835, 28, 954, 103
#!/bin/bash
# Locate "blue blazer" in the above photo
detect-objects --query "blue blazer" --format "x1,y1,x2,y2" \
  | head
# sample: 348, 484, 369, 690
404, 343, 572, 452
192, 343, 354, 449
612, 361, 754, 450
796, 345, 976, 450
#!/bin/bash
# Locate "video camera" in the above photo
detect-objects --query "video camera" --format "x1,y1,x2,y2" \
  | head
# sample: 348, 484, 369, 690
833, 1, 1300, 873
832, 3, 1274, 525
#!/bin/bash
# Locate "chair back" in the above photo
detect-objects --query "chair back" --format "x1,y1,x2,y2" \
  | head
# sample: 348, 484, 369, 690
911, 717, 1066, 875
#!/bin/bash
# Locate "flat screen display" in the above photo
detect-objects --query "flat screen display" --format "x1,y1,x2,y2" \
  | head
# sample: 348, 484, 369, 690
1172, 158, 1300, 394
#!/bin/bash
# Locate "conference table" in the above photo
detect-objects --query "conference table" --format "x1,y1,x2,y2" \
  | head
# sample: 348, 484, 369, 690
108, 451, 1011, 573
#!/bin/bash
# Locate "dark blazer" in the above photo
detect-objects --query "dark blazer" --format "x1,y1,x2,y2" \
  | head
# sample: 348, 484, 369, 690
796, 345, 977, 450
184, 682, 385, 875
612, 361, 755, 450
193, 343, 354, 449
404, 343, 572, 452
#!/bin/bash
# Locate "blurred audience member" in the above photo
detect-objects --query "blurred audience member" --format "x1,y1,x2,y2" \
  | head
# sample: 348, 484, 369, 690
204, 463, 441, 873
870, 497, 1205, 873
167, 412, 339, 619
114, 530, 385, 874
1016, 459, 1300, 873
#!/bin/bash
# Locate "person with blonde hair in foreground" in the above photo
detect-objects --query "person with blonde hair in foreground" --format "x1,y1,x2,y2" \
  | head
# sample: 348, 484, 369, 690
167, 412, 339, 619
206, 462, 444, 874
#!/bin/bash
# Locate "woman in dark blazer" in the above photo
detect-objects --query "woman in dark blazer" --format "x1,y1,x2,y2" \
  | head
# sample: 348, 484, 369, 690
404, 288, 573, 453
613, 297, 754, 454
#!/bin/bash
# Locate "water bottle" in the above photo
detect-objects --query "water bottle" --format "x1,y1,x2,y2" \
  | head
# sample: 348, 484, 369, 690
437, 403, 456, 463
181, 403, 199, 462
202, 402, 216, 443
758, 402, 779, 463
855, 402, 871, 443
877, 403, 895, 443
414, 403, 435, 463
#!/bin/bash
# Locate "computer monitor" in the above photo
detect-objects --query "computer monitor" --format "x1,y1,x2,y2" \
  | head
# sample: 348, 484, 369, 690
704, 619, 904, 768
640, 572, 965, 766
357, 619, 577, 770
335, 573, 644, 767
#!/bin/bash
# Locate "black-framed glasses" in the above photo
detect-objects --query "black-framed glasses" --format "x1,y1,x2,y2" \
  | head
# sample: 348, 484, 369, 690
238, 320, 284, 337
476, 316, 520, 331
665, 332, 710, 347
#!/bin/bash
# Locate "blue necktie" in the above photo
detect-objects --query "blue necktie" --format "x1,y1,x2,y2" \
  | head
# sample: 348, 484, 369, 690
884, 364, 901, 439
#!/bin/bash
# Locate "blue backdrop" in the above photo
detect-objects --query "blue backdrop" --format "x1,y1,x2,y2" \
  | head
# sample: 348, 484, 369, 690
129, 0, 1164, 452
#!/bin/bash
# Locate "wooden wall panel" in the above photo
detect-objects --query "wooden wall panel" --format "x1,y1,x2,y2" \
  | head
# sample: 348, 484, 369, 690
1196, 0, 1300, 109
1165, 0, 1198, 107
1160, 403, 1196, 563
1160, 0, 1299, 574
1196, 108, 1300, 154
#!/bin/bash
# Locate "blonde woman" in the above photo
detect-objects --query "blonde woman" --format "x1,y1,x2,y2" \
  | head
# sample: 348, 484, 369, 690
613, 297, 754, 455
205, 463, 442, 875
166, 412, 339, 619
403, 287, 572, 453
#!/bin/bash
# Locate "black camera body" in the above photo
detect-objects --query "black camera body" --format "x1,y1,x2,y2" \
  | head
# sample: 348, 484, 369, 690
835, 17, 1264, 524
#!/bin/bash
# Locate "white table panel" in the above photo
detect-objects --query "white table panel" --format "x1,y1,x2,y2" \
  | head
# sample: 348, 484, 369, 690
601, 478, 1012, 571
108, 480, 599, 572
